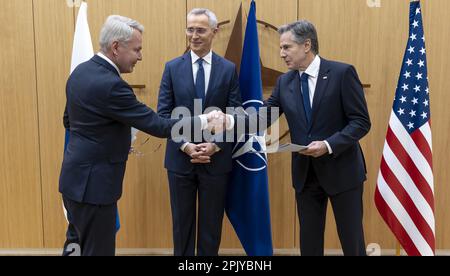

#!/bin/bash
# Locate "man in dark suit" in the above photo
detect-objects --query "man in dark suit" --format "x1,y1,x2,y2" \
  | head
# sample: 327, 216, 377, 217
262, 20, 371, 255
157, 8, 241, 256
60, 15, 222, 256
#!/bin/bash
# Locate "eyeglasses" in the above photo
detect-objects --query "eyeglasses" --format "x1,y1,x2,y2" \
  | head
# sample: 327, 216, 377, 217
185, 27, 210, 35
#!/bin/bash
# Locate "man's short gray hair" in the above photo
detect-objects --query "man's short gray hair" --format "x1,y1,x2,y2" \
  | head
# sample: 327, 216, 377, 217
187, 8, 218, 29
278, 20, 319, 55
99, 15, 144, 52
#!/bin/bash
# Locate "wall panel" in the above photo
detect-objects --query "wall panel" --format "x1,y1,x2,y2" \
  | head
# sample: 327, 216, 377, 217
0, 0, 43, 248
421, 0, 450, 249
34, 0, 76, 248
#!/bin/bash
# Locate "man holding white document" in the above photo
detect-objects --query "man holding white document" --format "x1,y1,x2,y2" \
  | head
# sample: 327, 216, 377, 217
244, 20, 371, 256
276, 21, 371, 256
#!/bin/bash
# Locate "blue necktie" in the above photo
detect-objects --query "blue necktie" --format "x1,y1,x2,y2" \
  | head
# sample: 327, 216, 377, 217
195, 58, 206, 108
300, 72, 312, 123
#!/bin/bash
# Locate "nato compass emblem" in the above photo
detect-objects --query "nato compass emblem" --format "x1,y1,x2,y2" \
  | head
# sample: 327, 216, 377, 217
232, 100, 267, 172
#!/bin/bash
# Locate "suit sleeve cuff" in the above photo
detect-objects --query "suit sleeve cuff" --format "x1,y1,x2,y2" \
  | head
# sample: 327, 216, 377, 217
226, 114, 235, 131
199, 114, 208, 130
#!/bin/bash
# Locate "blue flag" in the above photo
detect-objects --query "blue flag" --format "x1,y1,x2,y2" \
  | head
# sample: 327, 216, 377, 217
225, 0, 273, 256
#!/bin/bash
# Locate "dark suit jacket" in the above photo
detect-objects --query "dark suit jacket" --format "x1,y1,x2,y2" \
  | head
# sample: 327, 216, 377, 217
157, 52, 241, 175
59, 55, 192, 205
265, 58, 371, 195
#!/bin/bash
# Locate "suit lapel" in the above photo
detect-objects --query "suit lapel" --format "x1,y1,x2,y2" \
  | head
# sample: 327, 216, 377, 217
181, 52, 196, 100
309, 59, 331, 130
287, 71, 308, 127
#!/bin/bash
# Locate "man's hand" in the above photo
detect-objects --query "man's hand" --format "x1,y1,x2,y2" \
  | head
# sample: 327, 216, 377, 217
206, 110, 228, 134
300, 141, 329, 158
184, 143, 211, 164
190, 143, 218, 163
194, 143, 217, 156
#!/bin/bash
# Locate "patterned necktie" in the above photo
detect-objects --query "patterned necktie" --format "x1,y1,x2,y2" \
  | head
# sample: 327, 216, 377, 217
195, 58, 206, 107
300, 72, 312, 123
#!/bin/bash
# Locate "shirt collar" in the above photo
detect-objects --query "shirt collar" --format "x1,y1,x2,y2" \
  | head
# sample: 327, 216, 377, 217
97, 52, 121, 75
300, 55, 321, 78
191, 50, 212, 65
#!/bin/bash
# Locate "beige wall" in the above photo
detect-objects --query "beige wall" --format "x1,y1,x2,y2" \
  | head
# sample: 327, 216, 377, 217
0, 0, 43, 248
0, 0, 449, 252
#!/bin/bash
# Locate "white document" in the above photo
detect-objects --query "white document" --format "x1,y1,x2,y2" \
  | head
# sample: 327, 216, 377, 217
254, 143, 309, 153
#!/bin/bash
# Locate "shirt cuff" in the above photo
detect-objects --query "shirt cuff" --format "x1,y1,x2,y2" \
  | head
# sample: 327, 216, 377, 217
324, 140, 333, 154
199, 114, 208, 130
180, 142, 190, 152
199, 114, 234, 130
226, 114, 235, 130
214, 144, 221, 152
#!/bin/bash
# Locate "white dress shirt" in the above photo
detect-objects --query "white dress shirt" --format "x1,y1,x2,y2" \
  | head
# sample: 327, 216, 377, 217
299, 55, 333, 154
181, 51, 219, 152
97, 52, 121, 75
299, 54, 320, 106
191, 50, 212, 96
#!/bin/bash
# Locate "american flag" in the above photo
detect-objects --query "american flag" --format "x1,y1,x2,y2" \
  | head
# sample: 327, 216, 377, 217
375, 0, 434, 256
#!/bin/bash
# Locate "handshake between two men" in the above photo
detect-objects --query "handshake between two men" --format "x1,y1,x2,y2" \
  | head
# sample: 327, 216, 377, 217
205, 110, 231, 134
